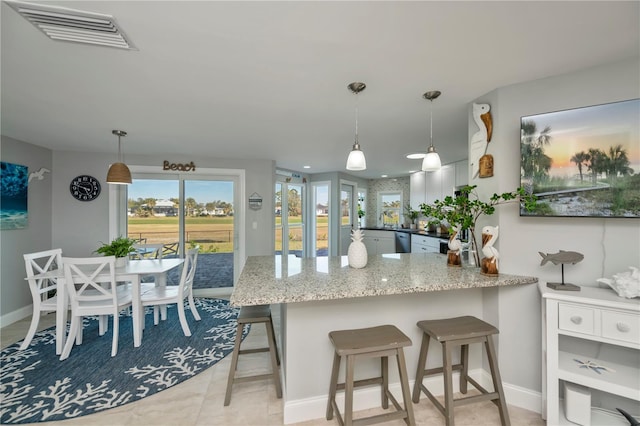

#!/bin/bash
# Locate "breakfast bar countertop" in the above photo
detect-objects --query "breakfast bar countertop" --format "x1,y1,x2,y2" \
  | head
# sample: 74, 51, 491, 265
230, 253, 538, 306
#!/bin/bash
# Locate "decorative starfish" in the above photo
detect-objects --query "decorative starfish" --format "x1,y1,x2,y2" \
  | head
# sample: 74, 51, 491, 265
573, 358, 616, 375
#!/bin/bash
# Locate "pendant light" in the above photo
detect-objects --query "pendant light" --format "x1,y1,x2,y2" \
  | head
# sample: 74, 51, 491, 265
346, 82, 367, 171
421, 90, 442, 172
106, 129, 132, 184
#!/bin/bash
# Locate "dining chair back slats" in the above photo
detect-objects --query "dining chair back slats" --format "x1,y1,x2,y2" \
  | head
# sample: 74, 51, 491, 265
141, 248, 201, 336
60, 256, 133, 360
21, 249, 63, 351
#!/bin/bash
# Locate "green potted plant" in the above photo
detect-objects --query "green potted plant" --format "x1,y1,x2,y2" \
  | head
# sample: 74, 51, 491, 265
404, 203, 420, 229
95, 236, 137, 267
420, 185, 536, 266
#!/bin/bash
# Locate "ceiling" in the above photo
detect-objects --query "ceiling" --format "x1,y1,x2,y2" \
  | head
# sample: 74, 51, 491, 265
2, 1, 638, 179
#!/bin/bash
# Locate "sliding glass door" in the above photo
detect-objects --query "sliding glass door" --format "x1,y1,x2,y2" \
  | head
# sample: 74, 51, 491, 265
127, 175, 236, 290
275, 181, 305, 257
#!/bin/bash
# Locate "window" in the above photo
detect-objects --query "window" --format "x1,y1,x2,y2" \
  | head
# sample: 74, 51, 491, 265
377, 191, 402, 228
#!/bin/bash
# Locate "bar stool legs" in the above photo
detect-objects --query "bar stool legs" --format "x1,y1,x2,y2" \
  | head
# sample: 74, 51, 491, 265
224, 305, 282, 406
412, 316, 510, 426
326, 325, 415, 426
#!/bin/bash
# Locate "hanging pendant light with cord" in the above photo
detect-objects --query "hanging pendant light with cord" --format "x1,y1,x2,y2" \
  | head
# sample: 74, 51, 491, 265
106, 129, 132, 184
346, 82, 367, 171
422, 90, 442, 172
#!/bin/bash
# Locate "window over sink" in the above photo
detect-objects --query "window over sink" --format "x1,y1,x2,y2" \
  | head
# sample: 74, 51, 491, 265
377, 191, 402, 228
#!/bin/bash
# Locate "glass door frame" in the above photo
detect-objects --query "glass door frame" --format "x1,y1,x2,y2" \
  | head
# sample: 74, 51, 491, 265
307, 180, 331, 257
109, 165, 245, 288
338, 179, 358, 256
275, 177, 305, 257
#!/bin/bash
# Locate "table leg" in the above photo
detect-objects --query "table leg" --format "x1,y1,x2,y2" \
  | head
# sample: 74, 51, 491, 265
132, 276, 143, 347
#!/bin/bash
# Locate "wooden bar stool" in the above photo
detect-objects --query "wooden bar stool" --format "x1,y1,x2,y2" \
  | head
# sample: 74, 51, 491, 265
224, 304, 281, 406
326, 325, 415, 426
412, 316, 510, 426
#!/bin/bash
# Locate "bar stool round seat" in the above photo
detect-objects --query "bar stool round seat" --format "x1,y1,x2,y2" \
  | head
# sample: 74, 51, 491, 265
326, 325, 415, 426
412, 316, 510, 426
224, 304, 281, 406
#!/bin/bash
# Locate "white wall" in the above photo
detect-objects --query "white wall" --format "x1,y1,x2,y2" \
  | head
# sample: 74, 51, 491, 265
470, 57, 640, 393
0, 136, 52, 325
51, 151, 276, 257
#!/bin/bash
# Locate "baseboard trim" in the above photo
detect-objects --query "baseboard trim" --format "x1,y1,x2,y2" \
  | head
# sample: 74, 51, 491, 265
283, 369, 542, 424
0, 304, 32, 328
284, 368, 484, 424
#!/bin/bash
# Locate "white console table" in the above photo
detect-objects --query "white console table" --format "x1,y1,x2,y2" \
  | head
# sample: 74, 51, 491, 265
540, 282, 640, 425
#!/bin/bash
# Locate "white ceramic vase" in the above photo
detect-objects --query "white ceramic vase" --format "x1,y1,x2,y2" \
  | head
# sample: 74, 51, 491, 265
115, 257, 128, 268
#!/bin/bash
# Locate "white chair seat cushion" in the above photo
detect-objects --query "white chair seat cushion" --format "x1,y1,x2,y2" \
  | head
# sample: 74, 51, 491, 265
40, 295, 58, 310
141, 287, 180, 304
77, 291, 133, 308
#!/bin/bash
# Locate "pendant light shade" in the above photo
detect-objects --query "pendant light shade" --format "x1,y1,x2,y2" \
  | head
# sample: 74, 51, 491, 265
107, 130, 132, 184
346, 145, 366, 170
421, 90, 442, 172
346, 82, 367, 171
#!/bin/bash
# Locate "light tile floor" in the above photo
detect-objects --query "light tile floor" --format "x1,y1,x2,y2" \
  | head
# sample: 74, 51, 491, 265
2, 310, 545, 426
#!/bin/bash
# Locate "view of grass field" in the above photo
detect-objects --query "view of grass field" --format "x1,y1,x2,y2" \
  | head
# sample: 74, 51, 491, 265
129, 215, 329, 253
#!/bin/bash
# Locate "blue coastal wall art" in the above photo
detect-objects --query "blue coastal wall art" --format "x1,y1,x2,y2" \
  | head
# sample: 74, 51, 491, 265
1, 162, 28, 230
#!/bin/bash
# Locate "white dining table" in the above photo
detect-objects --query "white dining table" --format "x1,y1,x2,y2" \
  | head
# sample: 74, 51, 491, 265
30, 258, 184, 354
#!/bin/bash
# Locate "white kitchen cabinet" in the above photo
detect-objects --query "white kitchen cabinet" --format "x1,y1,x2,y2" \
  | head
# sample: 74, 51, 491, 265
410, 171, 426, 211
425, 164, 454, 204
410, 234, 440, 253
455, 159, 469, 187
441, 164, 455, 199
362, 230, 395, 255
410, 161, 467, 208
540, 283, 640, 425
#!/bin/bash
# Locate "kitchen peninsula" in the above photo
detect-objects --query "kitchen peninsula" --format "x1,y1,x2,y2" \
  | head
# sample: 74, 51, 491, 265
231, 253, 538, 424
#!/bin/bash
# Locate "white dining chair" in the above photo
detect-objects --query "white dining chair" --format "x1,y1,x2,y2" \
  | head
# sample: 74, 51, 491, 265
60, 256, 133, 361
131, 243, 164, 260
21, 248, 63, 351
140, 248, 200, 336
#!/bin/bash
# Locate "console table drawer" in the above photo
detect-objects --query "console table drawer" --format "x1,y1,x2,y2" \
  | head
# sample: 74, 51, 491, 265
602, 310, 640, 345
559, 304, 595, 335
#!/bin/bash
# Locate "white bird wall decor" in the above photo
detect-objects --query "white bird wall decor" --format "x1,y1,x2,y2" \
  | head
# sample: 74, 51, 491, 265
470, 103, 492, 180
28, 167, 50, 183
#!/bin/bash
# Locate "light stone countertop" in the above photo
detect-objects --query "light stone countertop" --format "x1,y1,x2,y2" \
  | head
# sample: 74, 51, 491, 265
230, 253, 538, 306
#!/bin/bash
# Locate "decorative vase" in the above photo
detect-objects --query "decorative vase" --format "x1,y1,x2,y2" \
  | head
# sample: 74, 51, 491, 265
347, 229, 368, 269
115, 257, 128, 268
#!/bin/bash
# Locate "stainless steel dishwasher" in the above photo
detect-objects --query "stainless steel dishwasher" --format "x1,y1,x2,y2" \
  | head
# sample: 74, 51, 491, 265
395, 231, 410, 253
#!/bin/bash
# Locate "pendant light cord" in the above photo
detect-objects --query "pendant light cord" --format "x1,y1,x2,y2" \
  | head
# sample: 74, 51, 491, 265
429, 99, 433, 148
117, 134, 122, 162
354, 93, 359, 145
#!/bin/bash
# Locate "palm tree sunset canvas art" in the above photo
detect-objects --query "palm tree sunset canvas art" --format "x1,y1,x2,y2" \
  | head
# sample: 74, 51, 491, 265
520, 99, 640, 218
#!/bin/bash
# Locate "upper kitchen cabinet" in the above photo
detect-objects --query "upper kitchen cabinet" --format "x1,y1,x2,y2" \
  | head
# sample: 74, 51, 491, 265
409, 171, 426, 211
455, 159, 469, 188
410, 160, 468, 210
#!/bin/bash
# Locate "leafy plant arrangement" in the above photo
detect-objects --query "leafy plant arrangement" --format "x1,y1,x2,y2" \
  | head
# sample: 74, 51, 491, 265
404, 203, 419, 222
95, 236, 137, 258
420, 185, 537, 266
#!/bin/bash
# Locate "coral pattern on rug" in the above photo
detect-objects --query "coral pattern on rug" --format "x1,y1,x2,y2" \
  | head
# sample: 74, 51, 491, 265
0, 298, 247, 424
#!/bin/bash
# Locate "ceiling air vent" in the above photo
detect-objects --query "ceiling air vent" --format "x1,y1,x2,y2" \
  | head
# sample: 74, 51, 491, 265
6, 0, 135, 50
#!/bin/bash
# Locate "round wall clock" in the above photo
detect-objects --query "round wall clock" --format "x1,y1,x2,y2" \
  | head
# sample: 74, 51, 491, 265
69, 175, 101, 201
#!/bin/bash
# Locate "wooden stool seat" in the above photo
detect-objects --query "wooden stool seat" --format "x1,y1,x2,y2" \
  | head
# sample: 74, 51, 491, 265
412, 316, 510, 426
224, 305, 282, 406
326, 325, 415, 426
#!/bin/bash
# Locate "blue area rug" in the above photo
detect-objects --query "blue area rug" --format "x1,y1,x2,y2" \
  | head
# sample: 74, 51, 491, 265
1, 298, 247, 424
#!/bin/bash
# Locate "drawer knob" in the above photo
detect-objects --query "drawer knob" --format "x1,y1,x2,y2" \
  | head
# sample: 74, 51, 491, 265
616, 322, 630, 333
570, 316, 582, 325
